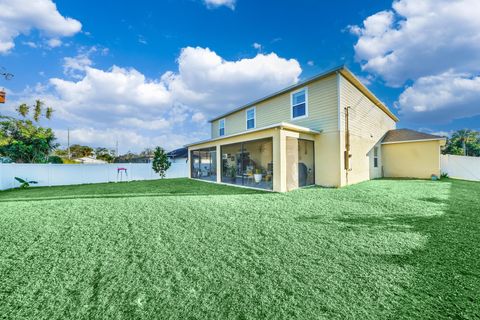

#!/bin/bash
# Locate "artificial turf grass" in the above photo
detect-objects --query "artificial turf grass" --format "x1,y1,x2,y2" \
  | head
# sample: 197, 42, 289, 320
0, 178, 479, 319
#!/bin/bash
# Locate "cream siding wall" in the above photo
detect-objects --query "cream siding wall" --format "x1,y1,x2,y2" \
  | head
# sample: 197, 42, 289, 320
211, 121, 219, 138
339, 75, 396, 186
314, 132, 342, 187
210, 74, 339, 139
382, 141, 442, 179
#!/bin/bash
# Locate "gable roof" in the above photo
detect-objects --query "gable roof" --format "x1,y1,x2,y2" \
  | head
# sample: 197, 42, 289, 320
382, 129, 446, 144
209, 65, 398, 123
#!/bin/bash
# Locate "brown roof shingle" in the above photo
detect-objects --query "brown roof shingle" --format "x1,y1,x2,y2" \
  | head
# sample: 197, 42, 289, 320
382, 129, 445, 144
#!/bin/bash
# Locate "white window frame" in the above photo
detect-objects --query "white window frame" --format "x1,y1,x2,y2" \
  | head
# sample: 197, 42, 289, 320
373, 146, 379, 168
218, 118, 225, 137
291, 87, 308, 120
245, 107, 256, 130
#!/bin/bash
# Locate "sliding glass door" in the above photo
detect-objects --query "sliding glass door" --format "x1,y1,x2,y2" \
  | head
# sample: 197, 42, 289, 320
221, 138, 273, 190
298, 139, 315, 187
190, 147, 217, 182
286, 138, 315, 190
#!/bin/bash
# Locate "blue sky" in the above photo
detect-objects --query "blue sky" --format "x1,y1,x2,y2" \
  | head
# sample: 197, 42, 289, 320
1, 0, 479, 152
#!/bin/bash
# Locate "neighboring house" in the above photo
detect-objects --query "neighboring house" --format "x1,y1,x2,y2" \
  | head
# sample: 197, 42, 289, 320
186, 65, 446, 192
75, 157, 107, 164
167, 147, 188, 163
113, 154, 152, 163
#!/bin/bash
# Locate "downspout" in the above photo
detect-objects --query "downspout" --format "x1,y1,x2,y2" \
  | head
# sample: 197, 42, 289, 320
344, 106, 352, 185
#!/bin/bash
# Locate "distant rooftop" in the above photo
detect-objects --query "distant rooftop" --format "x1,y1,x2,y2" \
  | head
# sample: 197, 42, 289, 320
167, 147, 188, 159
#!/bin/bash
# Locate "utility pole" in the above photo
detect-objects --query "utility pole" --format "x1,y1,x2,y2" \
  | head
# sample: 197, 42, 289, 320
116, 139, 119, 157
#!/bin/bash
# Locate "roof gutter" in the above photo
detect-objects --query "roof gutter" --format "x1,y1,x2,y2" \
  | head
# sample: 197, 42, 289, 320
382, 138, 447, 145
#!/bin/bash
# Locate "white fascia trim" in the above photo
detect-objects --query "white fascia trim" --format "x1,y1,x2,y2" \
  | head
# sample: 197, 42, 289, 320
381, 138, 446, 145
337, 72, 342, 131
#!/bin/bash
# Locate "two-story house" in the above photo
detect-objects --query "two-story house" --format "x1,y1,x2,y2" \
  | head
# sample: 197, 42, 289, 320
186, 66, 445, 192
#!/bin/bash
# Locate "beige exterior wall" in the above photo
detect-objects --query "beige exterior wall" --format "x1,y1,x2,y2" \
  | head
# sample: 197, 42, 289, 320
210, 74, 339, 139
338, 75, 397, 186
314, 131, 342, 187
382, 140, 443, 179
211, 121, 219, 138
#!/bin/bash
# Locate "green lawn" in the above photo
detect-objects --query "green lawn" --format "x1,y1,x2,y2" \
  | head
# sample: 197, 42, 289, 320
1, 178, 479, 319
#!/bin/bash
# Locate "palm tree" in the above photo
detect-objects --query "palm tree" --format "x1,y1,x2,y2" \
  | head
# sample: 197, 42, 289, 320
14, 100, 53, 122
450, 129, 479, 156
16, 103, 29, 117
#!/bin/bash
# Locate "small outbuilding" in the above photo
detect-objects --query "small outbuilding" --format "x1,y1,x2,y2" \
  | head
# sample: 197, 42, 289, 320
381, 129, 446, 179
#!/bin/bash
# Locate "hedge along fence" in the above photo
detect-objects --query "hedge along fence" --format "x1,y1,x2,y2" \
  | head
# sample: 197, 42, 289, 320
441, 154, 480, 181
0, 162, 188, 190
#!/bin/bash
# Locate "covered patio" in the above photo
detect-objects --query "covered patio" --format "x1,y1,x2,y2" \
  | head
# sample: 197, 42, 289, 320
187, 123, 320, 192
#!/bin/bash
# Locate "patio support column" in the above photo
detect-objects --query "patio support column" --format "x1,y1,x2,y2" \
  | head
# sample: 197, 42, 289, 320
216, 145, 221, 183
273, 128, 287, 192
187, 148, 191, 178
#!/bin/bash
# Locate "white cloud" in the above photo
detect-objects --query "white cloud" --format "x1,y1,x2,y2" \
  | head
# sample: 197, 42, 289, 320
307, 60, 314, 67
54, 127, 196, 153
356, 74, 374, 86
192, 112, 206, 123
252, 42, 262, 50
397, 71, 480, 123
138, 35, 147, 45
62, 47, 106, 78
46, 38, 62, 48
119, 118, 170, 130
350, 0, 480, 124
53, 46, 300, 122
203, 0, 236, 10
10, 46, 301, 151
50, 66, 172, 118
350, 0, 480, 86
0, 0, 82, 53
163, 46, 301, 113
63, 55, 92, 77
22, 41, 38, 48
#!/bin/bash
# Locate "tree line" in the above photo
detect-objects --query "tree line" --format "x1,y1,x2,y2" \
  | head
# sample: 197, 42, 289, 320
0, 101, 171, 177
1, 100, 479, 164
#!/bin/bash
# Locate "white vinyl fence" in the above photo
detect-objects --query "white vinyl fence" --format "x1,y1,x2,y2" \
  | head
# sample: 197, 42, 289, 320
0, 162, 188, 191
441, 154, 480, 181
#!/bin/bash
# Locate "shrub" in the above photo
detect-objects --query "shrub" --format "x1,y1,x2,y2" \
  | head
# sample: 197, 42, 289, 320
47, 155, 63, 164
152, 146, 171, 178
14, 177, 38, 188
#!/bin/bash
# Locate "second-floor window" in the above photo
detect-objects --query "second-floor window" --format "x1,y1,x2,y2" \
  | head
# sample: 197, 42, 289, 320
291, 88, 308, 119
219, 119, 225, 136
246, 107, 255, 130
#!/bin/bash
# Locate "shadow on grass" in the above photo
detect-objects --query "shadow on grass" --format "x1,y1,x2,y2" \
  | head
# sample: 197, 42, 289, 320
294, 215, 330, 224
337, 179, 480, 318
